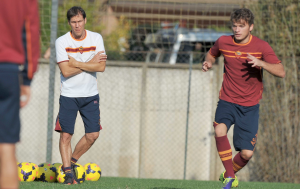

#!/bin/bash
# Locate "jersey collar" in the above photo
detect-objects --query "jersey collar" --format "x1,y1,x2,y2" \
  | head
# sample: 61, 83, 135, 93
70, 30, 87, 41
232, 34, 252, 46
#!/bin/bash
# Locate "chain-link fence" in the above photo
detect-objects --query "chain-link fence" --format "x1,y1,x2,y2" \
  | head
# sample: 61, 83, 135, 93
15, 0, 300, 184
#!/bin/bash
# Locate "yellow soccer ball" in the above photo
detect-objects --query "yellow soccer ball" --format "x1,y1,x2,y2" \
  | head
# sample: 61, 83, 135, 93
56, 165, 65, 183
18, 162, 35, 182
84, 163, 101, 181
73, 163, 85, 183
52, 163, 62, 177
37, 163, 56, 182
29, 162, 39, 179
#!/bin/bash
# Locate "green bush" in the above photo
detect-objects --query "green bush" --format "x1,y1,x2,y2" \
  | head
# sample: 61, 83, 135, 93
245, 0, 300, 183
57, 0, 132, 60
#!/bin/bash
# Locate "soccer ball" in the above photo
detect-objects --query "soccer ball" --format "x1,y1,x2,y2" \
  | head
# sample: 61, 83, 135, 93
56, 164, 86, 184
73, 163, 85, 183
29, 162, 39, 179
56, 165, 66, 183
18, 162, 35, 182
51, 163, 62, 177
37, 163, 56, 182
84, 163, 101, 181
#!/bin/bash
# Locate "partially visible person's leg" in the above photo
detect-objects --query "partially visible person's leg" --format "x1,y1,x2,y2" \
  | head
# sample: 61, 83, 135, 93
232, 103, 259, 174
0, 144, 19, 189
55, 95, 78, 184
214, 100, 235, 179
0, 64, 21, 189
59, 132, 76, 185
59, 132, 73, 170
214, 123, 235, 179
233, 150, 253, 173
72, 132, 99, 160
72, 94, 101, 162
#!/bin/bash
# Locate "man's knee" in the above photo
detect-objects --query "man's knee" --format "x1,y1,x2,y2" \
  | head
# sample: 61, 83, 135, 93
85, 132, 99, 143
60, 132, 72, 143
0, 144, 16, 158
241, 150, 253, 160
214, 123, 227, 137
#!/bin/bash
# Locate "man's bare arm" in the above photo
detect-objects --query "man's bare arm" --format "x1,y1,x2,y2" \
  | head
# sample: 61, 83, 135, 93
58, 61, 82, 78
202, 52, 216, 72
75, 61, 106, 72
261, 62, 285, 78
58, 51, 107, 78
247, 53, 285, 78
68, 51, 107, 73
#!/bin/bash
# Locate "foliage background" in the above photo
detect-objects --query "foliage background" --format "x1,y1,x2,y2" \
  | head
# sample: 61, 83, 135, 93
39, 0, 132, 60
244, 0, 300, 183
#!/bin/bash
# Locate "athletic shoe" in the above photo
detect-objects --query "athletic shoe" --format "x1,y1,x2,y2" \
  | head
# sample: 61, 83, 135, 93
222, 177, 235, 189
219, 171, 225, 182
71, 164, 78, 184
219, 171, 239, 187
62, 173, 74, 185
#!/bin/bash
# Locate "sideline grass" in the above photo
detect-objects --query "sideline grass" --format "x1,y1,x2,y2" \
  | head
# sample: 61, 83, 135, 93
20, 177, 300, 189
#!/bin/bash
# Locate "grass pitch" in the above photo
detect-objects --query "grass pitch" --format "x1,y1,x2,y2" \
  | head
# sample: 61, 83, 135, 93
20, 177, 300, 189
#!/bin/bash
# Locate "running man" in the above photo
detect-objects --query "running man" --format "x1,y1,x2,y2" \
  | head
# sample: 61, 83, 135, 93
55, 6, 107, 185
0, 0, 40, 188
202, 8, 285, 189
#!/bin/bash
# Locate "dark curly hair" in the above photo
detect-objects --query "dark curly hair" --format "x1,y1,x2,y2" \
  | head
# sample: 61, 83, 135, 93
230, 8, 254, 26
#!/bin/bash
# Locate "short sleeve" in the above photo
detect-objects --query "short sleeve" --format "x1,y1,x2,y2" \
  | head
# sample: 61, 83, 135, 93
95, 34, 106, 55
262, 42, 281, 64
55, 38, 69, 64
209, 37, 221, 58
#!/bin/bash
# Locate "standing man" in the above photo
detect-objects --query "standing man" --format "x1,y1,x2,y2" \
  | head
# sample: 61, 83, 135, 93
55, 6, 107, 185
202, 8, 285, 189
0, 0, 40, 188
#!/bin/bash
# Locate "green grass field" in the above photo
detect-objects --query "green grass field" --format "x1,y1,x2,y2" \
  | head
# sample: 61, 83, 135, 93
20, 177, 300, 189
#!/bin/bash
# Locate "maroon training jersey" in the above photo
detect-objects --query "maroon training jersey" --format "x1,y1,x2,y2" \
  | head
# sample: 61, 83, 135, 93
209, 35, 281, 106
0, 0, 40, 81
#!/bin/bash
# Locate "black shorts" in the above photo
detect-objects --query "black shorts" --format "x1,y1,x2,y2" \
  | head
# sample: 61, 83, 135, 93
213, 100, 259, 151
0, 63, 20, 143
55, 94, 101, 134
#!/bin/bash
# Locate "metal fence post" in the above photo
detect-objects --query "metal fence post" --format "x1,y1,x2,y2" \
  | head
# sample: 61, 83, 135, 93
183, 53, 193, 180
46, 0, 58, 163
138, 64, 147, 178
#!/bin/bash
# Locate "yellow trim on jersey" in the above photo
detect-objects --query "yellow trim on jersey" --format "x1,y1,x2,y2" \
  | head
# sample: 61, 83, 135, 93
223, 54, 262, 59
69, 30, 87, 41
220, 49, 262, 55
232, 34, 253, 46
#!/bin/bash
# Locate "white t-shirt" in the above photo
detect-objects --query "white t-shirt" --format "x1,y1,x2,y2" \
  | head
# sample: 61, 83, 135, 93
55, 30, 105, 97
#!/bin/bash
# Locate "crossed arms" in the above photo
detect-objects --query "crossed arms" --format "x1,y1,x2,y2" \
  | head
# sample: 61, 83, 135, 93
58, 51, 107, 78
202, 52, 285, 78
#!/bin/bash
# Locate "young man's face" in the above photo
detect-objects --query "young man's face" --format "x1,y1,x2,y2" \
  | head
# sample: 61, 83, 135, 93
231, 20, 253, 43
68, 14, 86, 38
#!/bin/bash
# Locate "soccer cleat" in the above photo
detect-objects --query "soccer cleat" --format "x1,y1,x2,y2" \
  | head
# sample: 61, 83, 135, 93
219, 171, 239, 187
71, 164, 79, 184
73, 178, 78, 184
222, 177, 235, 189
219, 171, 225, 182
62, 173, 74, 185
